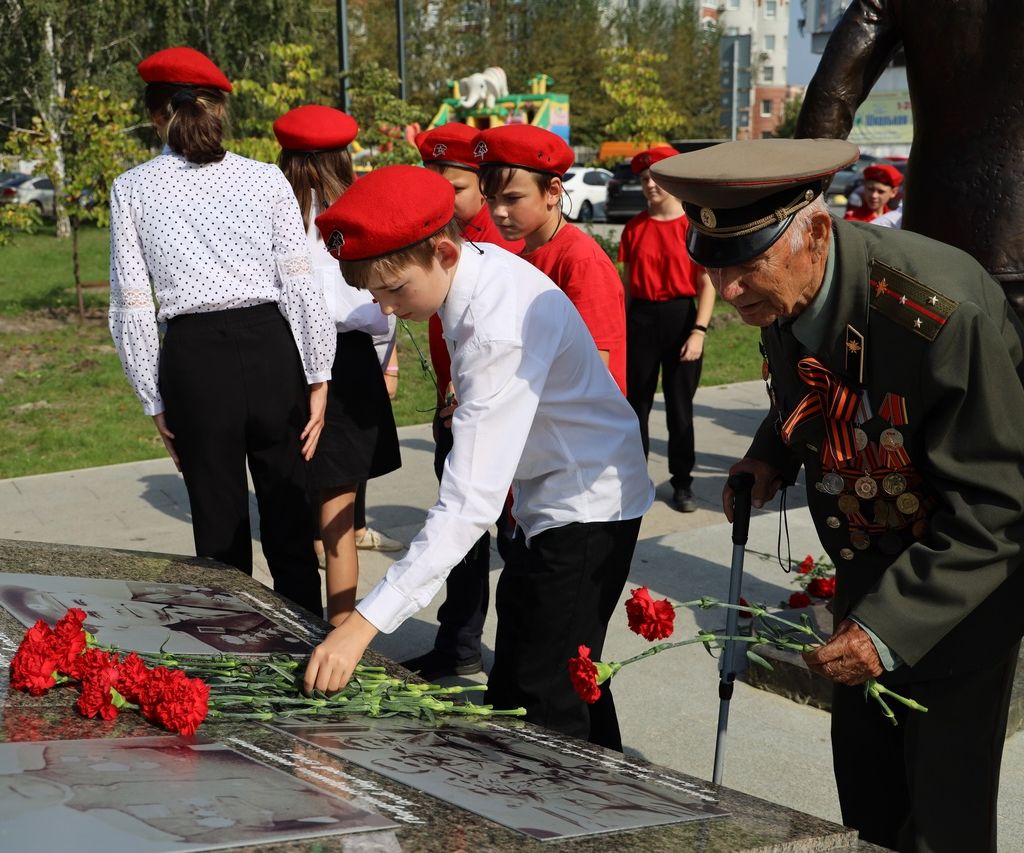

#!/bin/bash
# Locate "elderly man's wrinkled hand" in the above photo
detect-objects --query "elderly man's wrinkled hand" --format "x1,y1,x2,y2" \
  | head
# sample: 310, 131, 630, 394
803, 619, 884, 685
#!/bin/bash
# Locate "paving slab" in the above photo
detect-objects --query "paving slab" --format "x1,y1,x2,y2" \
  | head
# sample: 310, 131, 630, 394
1, 379, 1021, 849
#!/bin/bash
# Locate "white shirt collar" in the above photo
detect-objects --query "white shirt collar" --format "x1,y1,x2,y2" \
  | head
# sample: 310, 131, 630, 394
439, 244, 483, 340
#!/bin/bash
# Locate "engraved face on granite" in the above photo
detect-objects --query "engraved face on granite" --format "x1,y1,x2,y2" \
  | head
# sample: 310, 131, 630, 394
0, 735, 394, 849
0, 574, 312, 655
274, 718, 729, 841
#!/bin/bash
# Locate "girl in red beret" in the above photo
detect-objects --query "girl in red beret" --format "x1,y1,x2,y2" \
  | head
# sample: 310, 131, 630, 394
108, 48, 336, 617
476, 125, 628, 395
274, 105, 402, 628
619, 147, 716, 514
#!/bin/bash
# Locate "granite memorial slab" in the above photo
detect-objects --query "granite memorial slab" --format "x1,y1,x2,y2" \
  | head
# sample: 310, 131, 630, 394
272, 717, 727, 841
0, 538, 874, 850
0, 734, 396, 850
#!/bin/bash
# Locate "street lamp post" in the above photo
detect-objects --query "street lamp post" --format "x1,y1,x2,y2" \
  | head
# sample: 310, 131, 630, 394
336, 0, 350, 112
395, 0, 407, 100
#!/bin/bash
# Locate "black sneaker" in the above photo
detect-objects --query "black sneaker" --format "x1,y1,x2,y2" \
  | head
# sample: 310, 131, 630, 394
399, 649, 482, 680
672, 487, 697, 513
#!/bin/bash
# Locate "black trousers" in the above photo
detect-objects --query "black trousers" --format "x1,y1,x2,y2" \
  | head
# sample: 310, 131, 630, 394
832, 642, 1019, 852
626, 297, 702, 489
430, 414, 518, 660
486, 516, 642, 751
159, 303, 321, 616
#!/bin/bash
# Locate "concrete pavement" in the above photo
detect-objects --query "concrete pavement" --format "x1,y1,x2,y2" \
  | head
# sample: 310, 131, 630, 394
2, 378, 1022, 848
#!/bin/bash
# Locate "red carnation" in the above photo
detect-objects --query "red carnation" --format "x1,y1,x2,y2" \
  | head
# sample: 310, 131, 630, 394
117, 652, 151, 704
625, 587, 676, 641
568, 645, 602, 704
788, 591, 812, 609
53, 608, 89, 678
139, 667, 209, 735
23, 619, 54, 647
77, 660, 121, 721
738, 597, 754, 619
77, 647, 120, 677
10, 645, 59, 695
807, 576, 836, 599
798, 555, 815, 574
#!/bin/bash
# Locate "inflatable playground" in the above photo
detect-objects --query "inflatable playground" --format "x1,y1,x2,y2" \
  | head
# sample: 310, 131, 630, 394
427, 67, 570, 142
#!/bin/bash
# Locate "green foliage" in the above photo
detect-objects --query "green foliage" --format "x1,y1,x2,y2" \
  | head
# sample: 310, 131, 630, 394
232, 43, 327, 163
348, 62, 426, 166
61, 86, 147, 228
773, 94, 803, 139
610, 0, 723, 140
599, 48, 685, 141
0, 205, 41, 246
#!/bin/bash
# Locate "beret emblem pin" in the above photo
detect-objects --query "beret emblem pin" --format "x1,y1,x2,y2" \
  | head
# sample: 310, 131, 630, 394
326, 230, 345, 253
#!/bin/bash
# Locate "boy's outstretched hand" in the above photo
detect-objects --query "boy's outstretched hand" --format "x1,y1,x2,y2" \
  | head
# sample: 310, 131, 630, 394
304, 610, 379, 694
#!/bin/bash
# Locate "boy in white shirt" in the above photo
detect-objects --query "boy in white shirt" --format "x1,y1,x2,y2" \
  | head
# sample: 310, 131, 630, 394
305, 165, 653, 750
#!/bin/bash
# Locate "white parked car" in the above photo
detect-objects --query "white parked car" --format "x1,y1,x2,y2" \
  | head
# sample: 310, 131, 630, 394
0, 174, 55, 218
561, 167, 612, 222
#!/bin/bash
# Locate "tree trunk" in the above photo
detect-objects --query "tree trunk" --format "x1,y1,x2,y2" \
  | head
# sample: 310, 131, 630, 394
72, 217, 83, 322
42, 15, 70, 239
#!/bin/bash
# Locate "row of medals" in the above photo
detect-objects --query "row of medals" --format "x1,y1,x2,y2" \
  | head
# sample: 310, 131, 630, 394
814, 425, 926, 561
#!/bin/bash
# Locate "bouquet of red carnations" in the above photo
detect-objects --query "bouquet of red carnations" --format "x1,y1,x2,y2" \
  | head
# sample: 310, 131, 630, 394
9, 608, 526, 734
569, 587, 928, 725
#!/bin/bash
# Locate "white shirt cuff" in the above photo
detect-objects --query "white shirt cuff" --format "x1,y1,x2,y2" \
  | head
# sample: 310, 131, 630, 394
356, 579, 418, 634
305, 370, 333, 384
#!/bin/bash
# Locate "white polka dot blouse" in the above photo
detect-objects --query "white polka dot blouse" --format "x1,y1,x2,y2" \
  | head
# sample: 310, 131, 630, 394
108, 149, 337, 416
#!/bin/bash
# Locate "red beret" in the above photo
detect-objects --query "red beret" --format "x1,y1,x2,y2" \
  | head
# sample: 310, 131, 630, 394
473, 125, 574, 176
274, 105, 358, 151
315, 166, 455, 261
863, 163, 903, 188
137, 47, 232, 92
415, 123, 480, 171
631, 145, 678, 175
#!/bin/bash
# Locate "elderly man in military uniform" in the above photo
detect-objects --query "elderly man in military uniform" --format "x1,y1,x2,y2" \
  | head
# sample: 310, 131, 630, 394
651, 138, 1024, 852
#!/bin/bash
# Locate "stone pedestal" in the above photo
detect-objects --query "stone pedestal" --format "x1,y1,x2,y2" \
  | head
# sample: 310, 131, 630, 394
0, 539, 878, 851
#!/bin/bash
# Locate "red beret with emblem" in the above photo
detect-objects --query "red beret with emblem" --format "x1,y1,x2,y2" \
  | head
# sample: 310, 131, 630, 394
415, 123, 479, 171
473, 125, 574, 176
631, 145, 678, 175
315, 165, 455, 261
274, 105, 359, 151
863, 163, 903, 188
137, 47, 233, 92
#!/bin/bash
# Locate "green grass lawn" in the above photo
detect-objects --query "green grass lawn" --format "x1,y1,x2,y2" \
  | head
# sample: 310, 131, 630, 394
0, 225, 762, 479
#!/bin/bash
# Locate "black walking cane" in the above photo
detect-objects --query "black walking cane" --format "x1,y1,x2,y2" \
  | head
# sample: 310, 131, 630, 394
712, 471, 755, 785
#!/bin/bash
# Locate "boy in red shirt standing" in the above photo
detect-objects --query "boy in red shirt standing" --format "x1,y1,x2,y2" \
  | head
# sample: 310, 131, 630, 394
475, 125, 627, 395
844, 163, 902, 223
620, 146, 716, 512
400, 124, 524, 681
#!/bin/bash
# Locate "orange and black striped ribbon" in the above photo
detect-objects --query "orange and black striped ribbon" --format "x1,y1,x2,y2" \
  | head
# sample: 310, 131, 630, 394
780, 357, 861, 465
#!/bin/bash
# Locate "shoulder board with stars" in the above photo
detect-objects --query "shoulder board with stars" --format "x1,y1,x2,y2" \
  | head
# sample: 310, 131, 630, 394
868, 259, 959, 341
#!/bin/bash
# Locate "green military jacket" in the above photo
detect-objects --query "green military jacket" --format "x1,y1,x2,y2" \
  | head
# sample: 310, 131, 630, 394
748, 218, 1024, 681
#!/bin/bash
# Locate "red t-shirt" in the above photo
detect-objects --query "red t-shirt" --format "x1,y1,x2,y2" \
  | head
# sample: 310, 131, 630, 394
522, 223, 627, 395
844, 205, 880, 222
428, 206, 524, 398
618, 211, 702, 301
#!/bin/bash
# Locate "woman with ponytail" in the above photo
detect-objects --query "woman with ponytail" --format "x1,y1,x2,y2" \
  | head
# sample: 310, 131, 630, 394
273, 105, 401, 627
108, 48, 336, 617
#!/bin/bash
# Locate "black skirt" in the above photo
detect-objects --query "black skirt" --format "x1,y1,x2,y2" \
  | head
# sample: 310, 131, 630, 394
309, 330, 402, 492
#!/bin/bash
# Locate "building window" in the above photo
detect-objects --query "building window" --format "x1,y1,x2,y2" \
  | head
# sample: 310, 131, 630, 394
762, 66, 775, 84
761, 99, 773, 117
765, 0, 777, 17
727, 0, 740, 8
764, 34, 775, 52
726, 26, 739, 35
